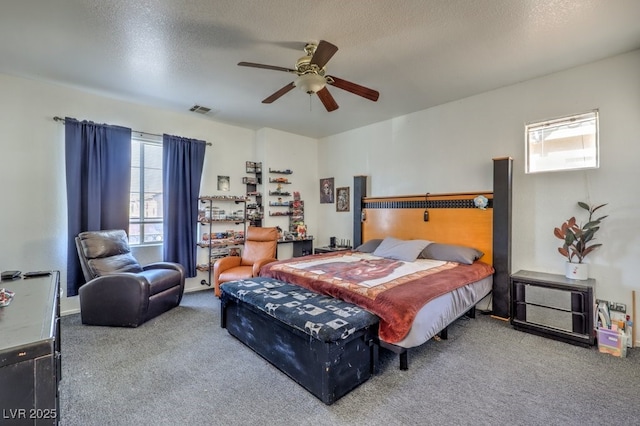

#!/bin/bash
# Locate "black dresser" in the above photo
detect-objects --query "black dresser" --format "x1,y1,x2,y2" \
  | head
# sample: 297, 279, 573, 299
0, 272, 61, 425
511, 270, 595, 347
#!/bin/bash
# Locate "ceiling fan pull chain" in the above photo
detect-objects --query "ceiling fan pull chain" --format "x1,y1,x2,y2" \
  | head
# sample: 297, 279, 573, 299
309, 94, 312, 111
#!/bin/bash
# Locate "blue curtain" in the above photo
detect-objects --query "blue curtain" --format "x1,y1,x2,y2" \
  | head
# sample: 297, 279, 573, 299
65, 118, 132, 296
162, 134, 206, 277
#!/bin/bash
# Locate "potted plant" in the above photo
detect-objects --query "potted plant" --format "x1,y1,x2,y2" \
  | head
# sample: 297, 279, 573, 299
553, 201, 607, 280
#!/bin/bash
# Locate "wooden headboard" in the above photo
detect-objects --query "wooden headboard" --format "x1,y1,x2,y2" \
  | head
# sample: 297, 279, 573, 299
361, 192, 494, 266
353, 157, 513, 318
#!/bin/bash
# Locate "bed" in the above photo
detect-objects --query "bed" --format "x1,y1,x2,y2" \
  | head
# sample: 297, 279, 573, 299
260, 203, 496, 368
260, 246, 493, 346
224, 158, 513, 371
260, 158, 512, 368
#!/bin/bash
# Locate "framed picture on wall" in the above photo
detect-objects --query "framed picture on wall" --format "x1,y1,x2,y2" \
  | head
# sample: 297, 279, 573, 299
336, 187, 350, 212
217, 175, 230, 191
320, 177, 334, 204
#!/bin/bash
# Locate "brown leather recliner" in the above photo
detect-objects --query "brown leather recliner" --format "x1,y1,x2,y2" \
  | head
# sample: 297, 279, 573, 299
75, 229, 185, 327
213, 226, 279, 297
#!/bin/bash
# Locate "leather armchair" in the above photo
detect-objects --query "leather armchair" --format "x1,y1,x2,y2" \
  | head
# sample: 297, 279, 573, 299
213, 226, 279, 297
75, 229, 185, 327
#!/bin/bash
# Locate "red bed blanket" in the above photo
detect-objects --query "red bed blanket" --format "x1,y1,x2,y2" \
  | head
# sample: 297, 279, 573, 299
260, 251, 494, 343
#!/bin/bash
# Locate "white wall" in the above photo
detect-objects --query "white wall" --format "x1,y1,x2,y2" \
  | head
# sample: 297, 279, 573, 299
256, 128, 319, 259
0, 74, 258, 314
318, 50, 640, 316
2, 49, 638, 325
0, 73, 321, 315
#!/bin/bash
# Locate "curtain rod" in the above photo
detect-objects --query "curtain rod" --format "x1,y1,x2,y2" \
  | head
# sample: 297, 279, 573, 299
53, 116, 212, 146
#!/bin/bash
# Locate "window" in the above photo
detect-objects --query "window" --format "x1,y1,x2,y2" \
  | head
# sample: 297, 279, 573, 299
525, 110, 599, 174
129, 135, 163, 245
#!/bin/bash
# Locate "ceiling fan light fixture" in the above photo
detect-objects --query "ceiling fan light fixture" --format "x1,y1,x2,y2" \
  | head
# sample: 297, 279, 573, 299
294, 73, 326, 94
238, 39, 378, 110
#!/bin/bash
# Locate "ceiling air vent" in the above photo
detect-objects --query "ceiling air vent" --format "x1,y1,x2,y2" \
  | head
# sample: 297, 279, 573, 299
189, 104, 212, 114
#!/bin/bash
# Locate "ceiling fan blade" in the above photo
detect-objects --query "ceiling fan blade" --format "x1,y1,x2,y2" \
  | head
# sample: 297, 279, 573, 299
316, 87, 339, 112
238, 62, 297, 73
328, 76, 379, 102
262, 82, 296, 104
310, 40, 338, 69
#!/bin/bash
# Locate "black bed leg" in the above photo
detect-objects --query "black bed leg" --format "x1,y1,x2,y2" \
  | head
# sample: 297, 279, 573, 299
379, 340, 409, 371
399, 350, 408, 370
466, 305, 476, 319
439, 326, 448, 340
220, 299, 227, 328
370, 341, 379, 374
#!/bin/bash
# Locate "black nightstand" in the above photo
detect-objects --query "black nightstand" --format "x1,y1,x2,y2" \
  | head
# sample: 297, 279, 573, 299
314, 246, 352, 255
511, 270, 595, 347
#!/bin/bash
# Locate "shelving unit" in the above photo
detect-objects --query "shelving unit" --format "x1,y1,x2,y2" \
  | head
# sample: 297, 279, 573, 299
197, 195, 247, 287
289, 192, 304, 233
268, 189, 291, 196
269, 177, 292, 184
268, 168, 293, 219
244, 161, 263, 227
267, 168, 312, 256
269, 168, 293, 174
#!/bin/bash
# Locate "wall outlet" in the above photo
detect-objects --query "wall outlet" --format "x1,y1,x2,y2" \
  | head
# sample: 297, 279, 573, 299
595, 299, 625, 313
610, 302, 627, 313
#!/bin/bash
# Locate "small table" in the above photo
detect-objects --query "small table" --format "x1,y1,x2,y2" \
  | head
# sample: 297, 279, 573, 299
510, 270, 595, 347
277, 238, 313, 257
314, 246, 352, 254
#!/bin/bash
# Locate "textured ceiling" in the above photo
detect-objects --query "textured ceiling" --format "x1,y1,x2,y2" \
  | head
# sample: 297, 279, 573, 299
1, 0, 639, 139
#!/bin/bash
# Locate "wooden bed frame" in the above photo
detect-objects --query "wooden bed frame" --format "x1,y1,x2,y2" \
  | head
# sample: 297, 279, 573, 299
352, 157, 513, 368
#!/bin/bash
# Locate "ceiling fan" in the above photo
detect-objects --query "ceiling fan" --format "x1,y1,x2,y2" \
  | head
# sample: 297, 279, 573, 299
238, 40, 379, 112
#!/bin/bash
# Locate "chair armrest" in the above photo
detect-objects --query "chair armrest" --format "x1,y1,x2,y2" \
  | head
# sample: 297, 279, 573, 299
254, 258, 278, 276
143, 262, 186, 301
78, 273, 150, 327
142, 262, 187, 289
144, 262, 185, 274
214, 256, 242, 275
213, 256, 242, 296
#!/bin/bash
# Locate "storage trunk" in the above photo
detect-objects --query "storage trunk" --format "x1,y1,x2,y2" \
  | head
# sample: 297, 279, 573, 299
220, 278, 379, 405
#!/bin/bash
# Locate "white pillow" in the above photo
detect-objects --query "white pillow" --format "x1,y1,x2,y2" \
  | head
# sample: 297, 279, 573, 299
372, 237, 432, 262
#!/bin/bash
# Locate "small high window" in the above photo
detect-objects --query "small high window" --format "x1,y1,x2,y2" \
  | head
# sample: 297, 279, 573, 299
525, 110, 599, 174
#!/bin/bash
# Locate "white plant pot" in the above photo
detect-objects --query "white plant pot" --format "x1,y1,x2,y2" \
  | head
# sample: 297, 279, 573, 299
565, 262, 589, 280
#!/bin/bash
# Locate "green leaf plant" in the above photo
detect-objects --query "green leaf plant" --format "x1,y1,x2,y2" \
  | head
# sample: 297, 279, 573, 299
553, 202, 608, 264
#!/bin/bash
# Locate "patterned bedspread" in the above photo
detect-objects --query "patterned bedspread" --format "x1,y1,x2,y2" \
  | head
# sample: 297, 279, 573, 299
260, 251, 494, 343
